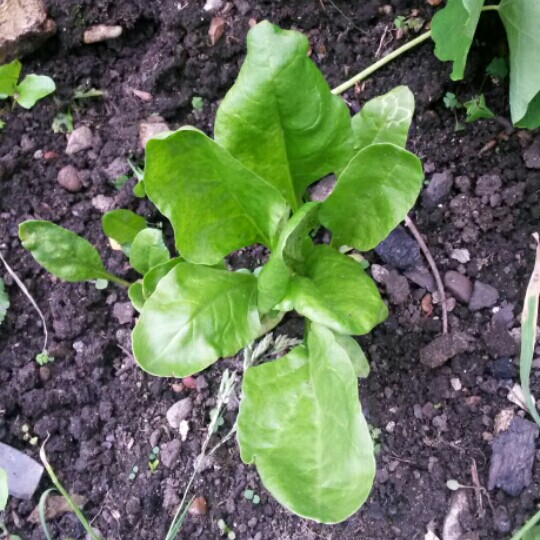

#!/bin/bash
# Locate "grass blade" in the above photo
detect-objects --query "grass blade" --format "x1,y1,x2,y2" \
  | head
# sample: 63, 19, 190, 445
510, 508, 540, 540
38, 488, 56, 540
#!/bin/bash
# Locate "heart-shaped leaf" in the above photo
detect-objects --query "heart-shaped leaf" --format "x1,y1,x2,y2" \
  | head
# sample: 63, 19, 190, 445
129, 228, 170, 275
15, 74, 55, 109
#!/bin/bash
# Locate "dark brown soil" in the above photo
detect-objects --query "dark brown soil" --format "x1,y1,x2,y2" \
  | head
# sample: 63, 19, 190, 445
1, 1, 539, 539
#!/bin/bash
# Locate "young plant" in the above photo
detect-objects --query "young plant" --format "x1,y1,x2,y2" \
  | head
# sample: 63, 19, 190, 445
0, 278, 8, 326
0, 60, 55, 109
19, 22, 424, 523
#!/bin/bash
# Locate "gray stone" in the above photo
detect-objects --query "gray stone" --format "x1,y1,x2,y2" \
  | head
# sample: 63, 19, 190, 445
309, 175, 336, 202
104, 157, 129, 181
420, 332, 474, 369
475, 174, 502, 197
375, 226, 420, 270
422, 170, 453, 209
234, 0, 251, 14
488, 416, 538, 496
91, 195, 115, 213
0, 442, 44, 499
383, 270, 410, 305
469, 281, 499, 311
112, 302, 134, 325
523, 137, 540, 169
66, 126, 93, 155
444, 271, 473, 303
161, 439, 181, 468
404, 263, 436, 292
166, 397, 193, 429
57, 165, 82, 192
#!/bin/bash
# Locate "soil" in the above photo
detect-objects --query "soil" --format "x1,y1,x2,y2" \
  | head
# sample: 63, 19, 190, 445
1, 1, 539, 539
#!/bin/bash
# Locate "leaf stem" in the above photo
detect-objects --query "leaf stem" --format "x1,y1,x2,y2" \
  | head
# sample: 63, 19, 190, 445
102, 273, 131, 288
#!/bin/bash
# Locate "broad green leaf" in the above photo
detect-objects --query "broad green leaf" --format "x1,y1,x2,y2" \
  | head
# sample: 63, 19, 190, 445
431, 0, 485, 81
257, 256, 290, 314
237, 323, 375, 523
499, 0, 540, 128
319, 143, 423, 252
132, 264, 260, 377
0, 59, 21, 97
128, 282, 145, 312
0, 467, 8, 511
19, 221, 112, 282
144, 128, 289, 265
102, 210, 146, 245
0, 277, 9, 326
143, 257, 183, 298
277, 245, 387, 335
15, 74, 55, 109
335, 334, 370, 378
352, 86, 414, 151
214, 21, 353, 208
129, 228, 169, 275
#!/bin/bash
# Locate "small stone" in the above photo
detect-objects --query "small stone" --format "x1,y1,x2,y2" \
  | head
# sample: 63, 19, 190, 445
422, 170, 453, 209
139, 117, 170, 148
375, 226, 420, 270
161, 439, 181, 468
188, 496, 208, 515
404, 263, 436, 292
66, 126, 93, 155
420, 332, 474, 369
413, 404, 423, 419
112, 302, 134, 325
450, 377, 462, 391
370, 264, 389, 284
0, 442, 44, 499
166, 397, 193, 429
432, 413, 448, 431
488, 416, 538, 496
444, 271, 473, 303
383, 270, 410, 305
39, 366, 51, 382
487, 358, 517, 380
385, 421, 396, 433
523, 137, 540, 169
309, 175, 336, 202
475, 174, 502, 197
469, 281, 499, 311
83, 25, 122, 44
149, 429, 161, 448
203, 0, 224, 12
450, 249, 470, 264
104, 157, 129, 181
91, 195, 115, 213
57, 165, 82, 192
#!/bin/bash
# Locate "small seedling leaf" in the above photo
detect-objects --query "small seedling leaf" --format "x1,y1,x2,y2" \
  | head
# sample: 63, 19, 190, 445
464, 94, 495, 123
443, 92, 461, 110
52, 111, 74, 134
192, 96, 203, 111
0, 59, 22, 97
15, 74, 55, 109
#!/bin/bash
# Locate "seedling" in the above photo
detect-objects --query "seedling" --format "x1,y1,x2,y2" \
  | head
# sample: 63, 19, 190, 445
20, 22, 424, 523
191, 96, 204, 111
463, 94, 494, 123
217, 519, 235, 539
443, 92, 461, 110
73, 87, 104, 100
243, 489, 260, 505
128, 465, 139, 481
486, 56, 508, 81
0, 278, 9, 326
148, 446, 160, 472
35, 350, 54, 366
52, 110, 74, 134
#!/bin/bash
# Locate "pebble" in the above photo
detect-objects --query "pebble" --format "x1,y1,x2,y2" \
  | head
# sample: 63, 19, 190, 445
104, 157, 129, 181
420, 332, 473, 369
488, 416, 538, 496
161, 439, 181, 468
112, 302, 134, 325
234, 0, 251, 15
422, 170, 453, 209
383, 270, 410, 305
374, 226, 420, 270
404, 263, 436, 292
166, 397, 193, 429
0, 442, 44, 499
523, 137, 540, 169
139, 116, 170, 148
188, 496, 208, 516
468, 281, 499, 311
83, 25, 122, 44
370, 264, 388, 284
450, 377, 462, 391
444, 271, 473, 303
203, 0, 223, 11
66, 126, 93, 155
487, 357, 517, 380
57, 165, 83, 192
91, 195, 115, 213
39, 366, 51, 382
450, 248, 470, 264
475, 174, 502, 197
385, 421, 396, 433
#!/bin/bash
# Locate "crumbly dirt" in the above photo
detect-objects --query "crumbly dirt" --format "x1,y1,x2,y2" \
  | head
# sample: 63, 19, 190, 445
1, 1, 539, 539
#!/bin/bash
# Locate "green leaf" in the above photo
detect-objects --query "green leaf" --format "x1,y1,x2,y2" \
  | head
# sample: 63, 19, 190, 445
128, 282, 146, 312
464, 94, 495, 122
523, 527, 540, 540
443, 91, 461, 110
277, 245, 387, 335
431, 0, 485, 81
102, 209, 147, 246
486, 57, 508, 80
499, 0, 540, 128
19, 221, 112, 282
0, 59, 22, 97
237, 323, 375, 523
0, 277, 9, 326
334, 334, 370, 378
142, 257, 183, 298
214, 21, 352, 208
0, 466, 8, 511
129, 228, 169, 275
257, 256, 290, 314
351, 86, 414, 151
133, 180, 146, 198
52, 110, 73, 134
132, 264, 260, 377
15, 74, 55, 109
144, 128, 289, 265
319, 143, 423, 252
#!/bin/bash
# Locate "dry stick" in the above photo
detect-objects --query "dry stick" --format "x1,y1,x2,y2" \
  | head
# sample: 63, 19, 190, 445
404, 216, 448, 335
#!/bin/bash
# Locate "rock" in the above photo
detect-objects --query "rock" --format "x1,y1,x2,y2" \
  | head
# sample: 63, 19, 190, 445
442, 490, 469, 540
523, 137, 540, 169
208, 16, 225, 46
487, 358, 517, 380
0, 0, 56, 63
404, 263, 436, 292
309, 175, 336, 202
483, 322, 518, 358
104, 157, 128, 181
0, 442, 44, 499
57, 165, 82, 192
166, 397, 193, 429
112, 302, 134, 325
83, 25, 122, 44
66, 126, 93, 155
420, 332, 473, 369
189, 496, 208, 515
422, 170, 453, 209
475, 174, 502, 197
161, 439, 181, 468
374, 226, 420, 270
444, 271, 473, 304
492, 304, 514, 328
29, 493, 86, 523
469, 281, 499, 311
91, 195, 115, 213
450, 249, 470, 264
203, 0, 224, 12
139, 116, 170, 148
383, 270, 410, 305
488, 416, 538, 496
370, 264, 388, 284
